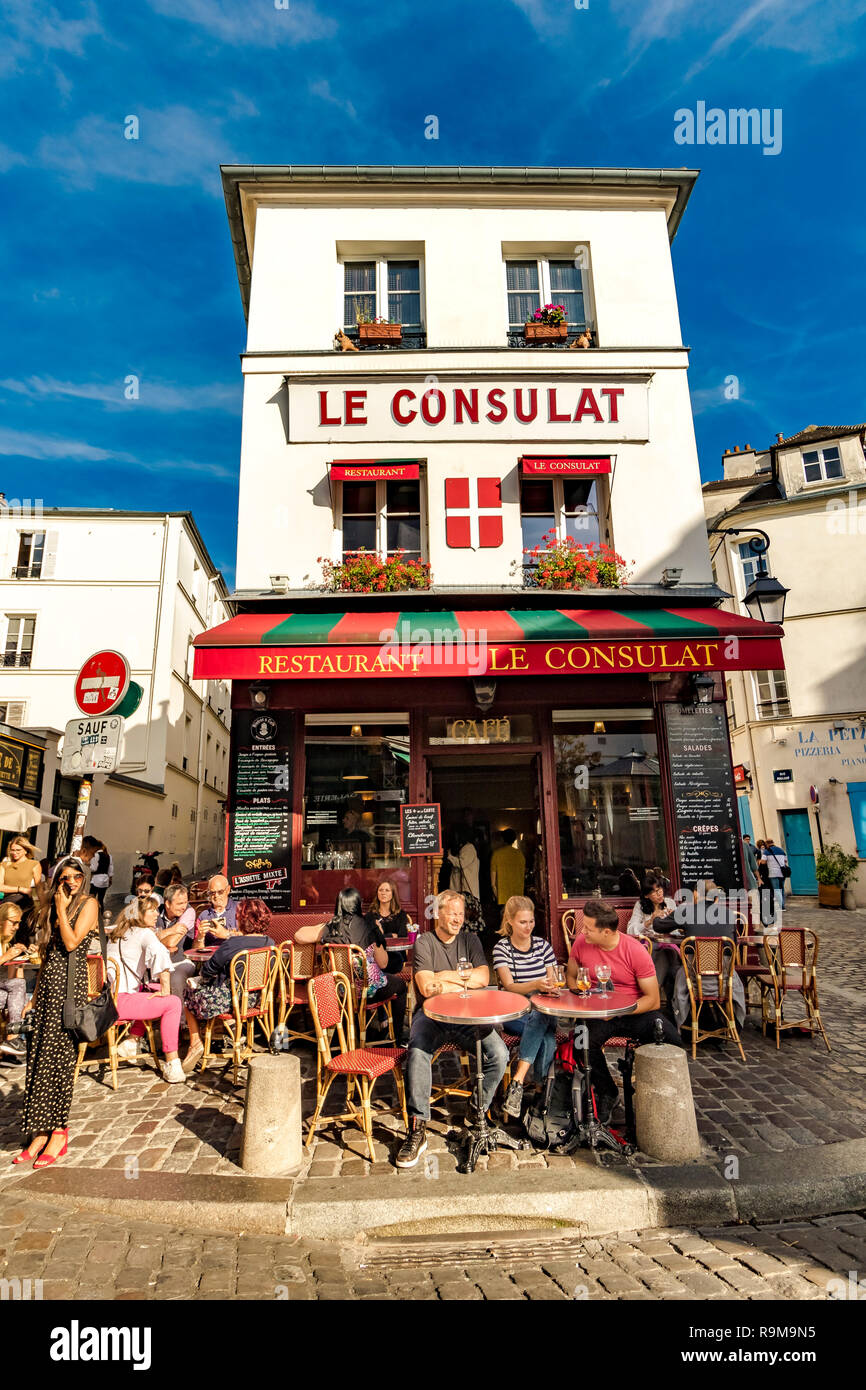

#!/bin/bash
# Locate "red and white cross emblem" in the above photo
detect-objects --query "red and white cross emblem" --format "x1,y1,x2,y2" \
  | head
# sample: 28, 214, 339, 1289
444, 477, 503, 548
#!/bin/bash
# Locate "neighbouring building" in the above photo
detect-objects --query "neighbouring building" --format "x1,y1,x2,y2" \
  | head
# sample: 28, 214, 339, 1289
0, 508, 233, 889
704, 425, 866, 903
194, 164, 786, 948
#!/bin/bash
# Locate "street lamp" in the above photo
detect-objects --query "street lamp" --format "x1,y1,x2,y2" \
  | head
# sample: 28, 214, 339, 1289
692, 671, 716, 705
708, 527, 789, 625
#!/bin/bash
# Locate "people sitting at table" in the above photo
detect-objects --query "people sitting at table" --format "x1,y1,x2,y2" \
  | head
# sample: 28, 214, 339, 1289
551, 901, 681, 1154
0, 902, 30, 1062
395, 889, 508, 1170
195, 874, 240, 945
182, 897, 275, 1074
155, 884, 197, 1000
627, 874, 679, 1014
297, 887, 408, 1042
107, 898, 186, 1084
123, 878, 164, 909
494, 895, 558, 1142
366, 879, 411, 972
670, 880, 746, 1031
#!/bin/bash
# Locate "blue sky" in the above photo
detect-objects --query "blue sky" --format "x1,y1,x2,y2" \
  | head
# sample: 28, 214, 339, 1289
2, 0, 865, 587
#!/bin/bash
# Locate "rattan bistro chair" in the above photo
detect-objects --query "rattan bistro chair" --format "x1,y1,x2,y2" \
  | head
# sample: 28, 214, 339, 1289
306, 971, 408, 1161
275, 940, 318, 1045
199, 946, 278, 1084
680, 936, 745, 1061
73, 955, 160, 1091
323, 942, 396, 1047
758, 928, 831, 1052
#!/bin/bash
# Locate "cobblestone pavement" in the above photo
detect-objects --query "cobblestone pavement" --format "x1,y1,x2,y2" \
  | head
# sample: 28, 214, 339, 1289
1, 904, 864, 1184
1, 1192, 863, 1300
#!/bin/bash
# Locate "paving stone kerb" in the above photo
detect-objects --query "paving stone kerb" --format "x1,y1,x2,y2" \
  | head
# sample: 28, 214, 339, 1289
634, 1044, 702, 1162
239, 1054, 303, 1177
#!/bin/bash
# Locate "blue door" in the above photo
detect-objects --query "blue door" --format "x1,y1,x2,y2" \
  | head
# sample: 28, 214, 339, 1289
780, 809, 818, 895
847, 783, 866, 858
737, 794, 753, 840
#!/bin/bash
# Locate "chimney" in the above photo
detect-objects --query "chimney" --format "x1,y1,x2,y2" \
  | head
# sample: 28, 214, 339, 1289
723, 441, 759, 482
733, 445, 740, 452
776, 433, 784, 443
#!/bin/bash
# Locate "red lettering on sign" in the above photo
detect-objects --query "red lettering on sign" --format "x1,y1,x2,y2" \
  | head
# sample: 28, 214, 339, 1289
547, 389, 570, 423
454, 388, 479, 423
319, 391, 341, 426
601, 387, 623, 422
574, 388, 603, 423
420, 389, 446, 425
392, 389, 417, 425
486, 388, 507, 423
514, 388, 538, 423
344, 390, 367, 425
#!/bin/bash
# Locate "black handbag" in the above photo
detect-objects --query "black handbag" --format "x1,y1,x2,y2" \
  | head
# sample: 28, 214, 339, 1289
455, 862, 484, 931
62, 917, 118, 1043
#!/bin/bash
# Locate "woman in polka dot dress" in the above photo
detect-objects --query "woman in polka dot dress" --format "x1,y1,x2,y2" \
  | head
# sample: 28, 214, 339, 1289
14, 856, 98, 1168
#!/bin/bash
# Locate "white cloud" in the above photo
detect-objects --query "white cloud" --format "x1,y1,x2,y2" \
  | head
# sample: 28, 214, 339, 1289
0, 426, 234, 479
0, 375, 240, 413
35, 105, 231, 194
309, 79, 357, 122
31, 289, 63, 303
0, 0, 106, 61
0, 141, 25, 172
145, 0, 335, 46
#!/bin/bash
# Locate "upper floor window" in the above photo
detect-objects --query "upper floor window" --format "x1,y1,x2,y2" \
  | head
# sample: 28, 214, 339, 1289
506, 256, 588, 335
339, 476, 424, 563
802, 445, 843, 484
736, 540, 770, 596
14, 532, 45, 578
343, 258, 423, 332
4, 616, 35, 668
0, 701, 26, 727
753, 669, 790, 720
520, 477, 605, 553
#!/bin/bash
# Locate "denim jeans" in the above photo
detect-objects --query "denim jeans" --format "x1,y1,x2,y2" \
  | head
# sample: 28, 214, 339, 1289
405, 1011, 509, 1120
506, 1010, 557, 1082
769, 877, 785, 909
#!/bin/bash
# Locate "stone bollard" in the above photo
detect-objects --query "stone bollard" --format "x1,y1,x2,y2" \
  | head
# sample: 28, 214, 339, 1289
239, 1053, 303, 1175
633, 1043, 701, 1162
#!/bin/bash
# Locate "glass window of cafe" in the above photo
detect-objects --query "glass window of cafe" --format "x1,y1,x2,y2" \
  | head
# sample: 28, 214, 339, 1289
554, 709, 668, 898
299, 715, 411, 912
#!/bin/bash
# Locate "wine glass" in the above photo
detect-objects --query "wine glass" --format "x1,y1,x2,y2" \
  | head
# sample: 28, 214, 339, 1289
457, 957, 472, 998
575, 967, 591, 996
596, 964, 612, 993
554, 964, 566, 990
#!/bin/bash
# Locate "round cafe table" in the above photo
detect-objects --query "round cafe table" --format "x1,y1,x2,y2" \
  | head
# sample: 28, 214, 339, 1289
423, 987, 530, 1173
530, 987, 638, 1155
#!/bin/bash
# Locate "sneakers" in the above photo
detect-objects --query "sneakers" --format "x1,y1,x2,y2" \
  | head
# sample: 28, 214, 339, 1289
395, 1118, 428, 1169
181, 1040, 205, 1075
0, 1036, 25, 1063
502, 1079, 524, 1119
162, 1058, 187, 1084
116, 1038, 140, 1061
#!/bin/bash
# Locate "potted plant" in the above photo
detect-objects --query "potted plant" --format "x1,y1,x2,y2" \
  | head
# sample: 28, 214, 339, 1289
525, 303, 568, 341
356, 310, 402, 344
524, 532, 630, 590
318, 549, 432, 593
815, 842, 859, 909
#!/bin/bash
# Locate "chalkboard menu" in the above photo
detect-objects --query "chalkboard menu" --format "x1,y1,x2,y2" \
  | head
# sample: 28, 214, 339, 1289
664, 704, 743, 892
400, 802, 442, 856
227, 710, 293, 911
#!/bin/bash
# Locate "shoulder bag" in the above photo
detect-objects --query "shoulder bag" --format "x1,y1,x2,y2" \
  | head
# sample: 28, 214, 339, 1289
62, 914, 118, 1043
456, 861, 484, 932
769, 850, 792, 880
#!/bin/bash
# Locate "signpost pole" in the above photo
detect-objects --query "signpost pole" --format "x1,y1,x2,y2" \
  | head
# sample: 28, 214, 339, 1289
70, 778, 93, 855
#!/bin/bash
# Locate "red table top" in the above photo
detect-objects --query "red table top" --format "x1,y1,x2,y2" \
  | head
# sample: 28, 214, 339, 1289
530, 988, 638, 1021
423, 988, 529, 1027
185, 947, 217, 962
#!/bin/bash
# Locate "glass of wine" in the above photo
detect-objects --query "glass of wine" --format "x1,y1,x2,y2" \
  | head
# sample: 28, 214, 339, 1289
554, 964, 566, 990
575, 967, 591, 996
596, 963, 612, 993
457, 956, 472, 998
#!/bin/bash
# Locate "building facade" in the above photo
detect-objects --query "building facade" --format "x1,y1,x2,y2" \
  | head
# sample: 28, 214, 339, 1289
704, 425, 866, 903
195, 165, 784, 946
0, 509, 233, 888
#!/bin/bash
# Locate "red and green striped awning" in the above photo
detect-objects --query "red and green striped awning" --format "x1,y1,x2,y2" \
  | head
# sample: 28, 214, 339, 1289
194, 607, 783, 681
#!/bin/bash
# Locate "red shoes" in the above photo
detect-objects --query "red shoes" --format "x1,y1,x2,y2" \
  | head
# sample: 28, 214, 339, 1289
32, 1130, 68, 1169
12, 1137, 48, 1165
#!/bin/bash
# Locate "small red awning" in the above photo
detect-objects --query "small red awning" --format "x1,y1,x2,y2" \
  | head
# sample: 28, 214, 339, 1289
330, 462, 419, 481
521, 456, 612, 476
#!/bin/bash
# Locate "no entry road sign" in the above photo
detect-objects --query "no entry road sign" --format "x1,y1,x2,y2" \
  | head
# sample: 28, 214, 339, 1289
74, 651, 130, 717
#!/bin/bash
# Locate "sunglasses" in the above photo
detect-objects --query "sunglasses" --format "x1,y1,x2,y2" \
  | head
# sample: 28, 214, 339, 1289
60, 873, 84, 885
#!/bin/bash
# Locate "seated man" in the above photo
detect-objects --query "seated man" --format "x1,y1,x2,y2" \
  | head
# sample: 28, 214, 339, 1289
195, 874, 240, 945
395, 889, 508, 1169
155, 883, 198, 1000
551, 901, 681, 1154
123, 878, 164, 909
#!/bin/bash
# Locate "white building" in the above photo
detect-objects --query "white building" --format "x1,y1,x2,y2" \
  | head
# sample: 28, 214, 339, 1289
0, 509, 233, 890
195, 166, 784, 944
704, 425, 866, 903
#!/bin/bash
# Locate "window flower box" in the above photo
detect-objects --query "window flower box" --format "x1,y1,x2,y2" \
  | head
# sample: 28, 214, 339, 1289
319, 549, 432, 593
523, 532, 630, 590
358, 320, 402, 344
524, 322, 567, 341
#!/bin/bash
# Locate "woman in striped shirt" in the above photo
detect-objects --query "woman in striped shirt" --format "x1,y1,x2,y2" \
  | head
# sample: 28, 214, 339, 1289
493, 896, 559, 1132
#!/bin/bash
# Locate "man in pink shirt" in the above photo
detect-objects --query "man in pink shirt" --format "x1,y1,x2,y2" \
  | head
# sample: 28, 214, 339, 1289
553, 902, 681, 1148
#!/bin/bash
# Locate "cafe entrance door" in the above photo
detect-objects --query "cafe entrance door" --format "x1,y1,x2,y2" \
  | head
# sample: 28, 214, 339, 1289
426, 751, 548, 938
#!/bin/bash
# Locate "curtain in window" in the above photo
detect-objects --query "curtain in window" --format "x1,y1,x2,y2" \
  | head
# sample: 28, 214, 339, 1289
344, 262, 376, 326
506, 261, 540, 326
549, 261, 585, 327
387, 261, 421, 327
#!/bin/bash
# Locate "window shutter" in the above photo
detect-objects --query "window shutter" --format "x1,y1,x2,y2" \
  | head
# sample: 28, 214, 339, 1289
1, 701, 26, 727
41, 530, 59, 577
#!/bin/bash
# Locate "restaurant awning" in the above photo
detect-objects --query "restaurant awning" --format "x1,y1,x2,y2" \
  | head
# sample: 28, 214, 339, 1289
520, 456, 612, 476
330, 462, 420, 481
193, 607, 784, 681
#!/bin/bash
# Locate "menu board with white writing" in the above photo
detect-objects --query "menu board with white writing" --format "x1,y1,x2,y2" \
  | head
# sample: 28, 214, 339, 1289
228, 711, 293, 910
664, 704, 743, 892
